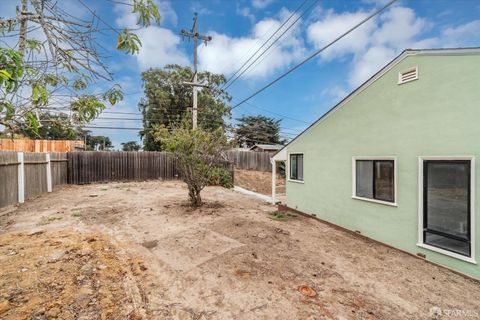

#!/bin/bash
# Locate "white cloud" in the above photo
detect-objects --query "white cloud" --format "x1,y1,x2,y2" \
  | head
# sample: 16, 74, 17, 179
307, 10, 375, 61
191, 1, 213, 16
307, 6, 437, 87
114, 1, 188, 69
371, 7, 430, 50
199, 10, 306, 78
237, 6, 255, 23
349, 45, 395, 86
134, 27, 189, 69
252, 0, 275, 9
321, 85, 348, 102
441, 20, 480, 47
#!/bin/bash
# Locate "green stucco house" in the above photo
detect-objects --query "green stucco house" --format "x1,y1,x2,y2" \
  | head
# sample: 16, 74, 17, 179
272, 48, 480, 279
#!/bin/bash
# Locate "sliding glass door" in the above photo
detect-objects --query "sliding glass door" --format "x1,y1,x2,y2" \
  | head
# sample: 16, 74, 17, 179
423, 160, 471, 257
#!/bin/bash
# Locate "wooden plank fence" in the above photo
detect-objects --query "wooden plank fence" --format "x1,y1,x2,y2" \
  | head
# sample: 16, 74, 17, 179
226, 150, 272, 172
24, 153, 48, 200
67, 151, 180, 184
51, 153, 68, 188
0, 151, 19, 208
0, 152, 68, 208
0, 151, 237, 208
0, 139, 85, 152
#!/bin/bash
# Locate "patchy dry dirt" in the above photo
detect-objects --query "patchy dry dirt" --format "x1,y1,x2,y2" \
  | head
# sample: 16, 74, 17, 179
234, 169, 285, 195
1, 181, 479, 319
0, 230, 149, 319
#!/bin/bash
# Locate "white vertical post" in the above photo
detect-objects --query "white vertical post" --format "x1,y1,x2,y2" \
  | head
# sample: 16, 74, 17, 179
46, 153, 52, 192
17, 152, 25, 203
271, 158, 276, 204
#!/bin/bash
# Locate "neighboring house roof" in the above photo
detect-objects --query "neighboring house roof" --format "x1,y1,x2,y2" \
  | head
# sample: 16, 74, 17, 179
272, 47, 480, 159
250, 144, 284, 151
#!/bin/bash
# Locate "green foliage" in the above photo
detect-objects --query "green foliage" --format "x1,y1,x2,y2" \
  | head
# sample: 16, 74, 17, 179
18, 113, 77, 140
116, 0, 160, 54
121, 141, 141, 151
140, 65, 231, 151
26, 39, 41, 52
85, 134, 114, 151
155, 119, 231, 206
269, 210, 294, 222
72, 128, 113, 151
0, 48, 23, 93
0, 101, 15, 121
0, 0, 160, 135
24, 111, 39, 133
103, 85, 124, 105
117, 28, 142, 54
133, 0, 161, 27
208, 166, 233, 189
235, 115, 284, 148
73, 78, 88, 91
43, 74, 67, 87
31, 82, 49, 106
71, 95, 106, 123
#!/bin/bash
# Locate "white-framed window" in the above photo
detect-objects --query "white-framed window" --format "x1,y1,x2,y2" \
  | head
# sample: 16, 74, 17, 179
417, 156, 476, 264
352, 156, 397, 206
398, 66, 418, 84
289, 153, 304, 182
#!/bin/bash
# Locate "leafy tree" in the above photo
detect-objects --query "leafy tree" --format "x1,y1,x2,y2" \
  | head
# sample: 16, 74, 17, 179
121, 141, 141, 151
85, 135, 114, 151
17, 113, 77, 140
155, 119, 231, 207
0, 0, 160, 133
139, 65, 231, 151
235, 115, 284, 148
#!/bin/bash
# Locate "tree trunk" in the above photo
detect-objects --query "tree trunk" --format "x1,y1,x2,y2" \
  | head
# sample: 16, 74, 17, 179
18, 0, 28, 55
188, 185, 202, 207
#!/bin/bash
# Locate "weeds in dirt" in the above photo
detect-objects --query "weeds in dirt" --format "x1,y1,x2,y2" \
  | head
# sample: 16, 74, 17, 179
71, 211, 83, 218
37, 215, 63, 226
269, 211, 292, 221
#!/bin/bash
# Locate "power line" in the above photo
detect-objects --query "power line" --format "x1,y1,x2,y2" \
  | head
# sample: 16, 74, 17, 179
232, 0, 398, 110
43, 100, 311, 129
105, 0, 133, 6
77, 0, 120, 35
82, 124, 295, 139
238, 100, 311, 125
221, 0, 309, 89
224, 0, 318, 90
87, 117, 303, 135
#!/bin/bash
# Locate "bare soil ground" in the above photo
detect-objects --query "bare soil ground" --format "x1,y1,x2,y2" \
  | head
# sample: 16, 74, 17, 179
234, 169, 285, 195
0, 181, 479, 319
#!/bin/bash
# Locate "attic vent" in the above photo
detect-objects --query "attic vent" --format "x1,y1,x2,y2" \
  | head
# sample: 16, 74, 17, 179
398, 66, 418, 84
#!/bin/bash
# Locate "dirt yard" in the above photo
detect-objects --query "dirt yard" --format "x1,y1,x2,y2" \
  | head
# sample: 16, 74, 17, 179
0, 181, 479, 319
234, 169, 285, 195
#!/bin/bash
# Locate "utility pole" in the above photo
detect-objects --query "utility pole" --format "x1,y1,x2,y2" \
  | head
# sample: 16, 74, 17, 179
180, 13, 212, 129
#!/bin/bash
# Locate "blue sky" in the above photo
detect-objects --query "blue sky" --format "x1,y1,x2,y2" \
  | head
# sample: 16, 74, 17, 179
3, 0, 480, 148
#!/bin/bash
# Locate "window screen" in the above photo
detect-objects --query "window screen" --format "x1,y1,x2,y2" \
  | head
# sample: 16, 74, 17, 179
355, 160, 394, 203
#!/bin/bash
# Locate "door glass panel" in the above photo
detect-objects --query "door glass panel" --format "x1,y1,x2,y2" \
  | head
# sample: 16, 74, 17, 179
425, 161, 470, 256
374, 161, 394, 202
356, 160, 373, 198
425, 232, 470, 256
